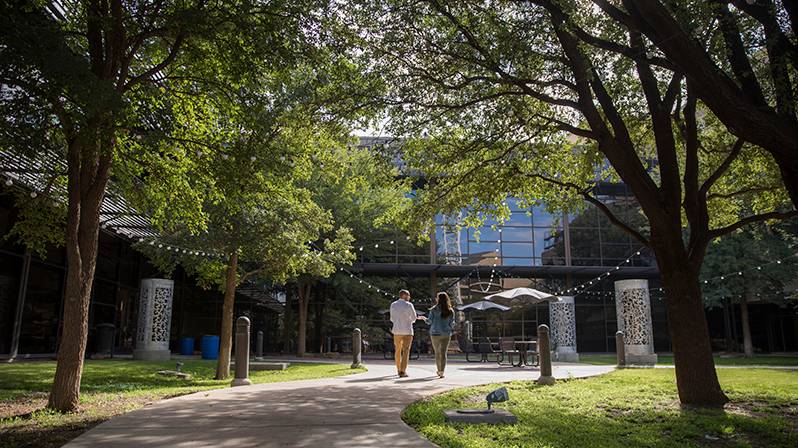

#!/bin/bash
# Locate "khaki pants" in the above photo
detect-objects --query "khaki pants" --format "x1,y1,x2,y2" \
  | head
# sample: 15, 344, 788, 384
393, 334, 413, 374
430, 335, 451, 373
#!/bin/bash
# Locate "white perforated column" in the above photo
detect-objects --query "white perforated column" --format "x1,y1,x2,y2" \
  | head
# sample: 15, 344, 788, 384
133, 278, 174, 361
614, 279, 657, 365
550, 296, 578, 362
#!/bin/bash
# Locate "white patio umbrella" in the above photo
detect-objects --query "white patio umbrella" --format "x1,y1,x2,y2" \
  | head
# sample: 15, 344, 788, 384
484, 287, 557, 304
457, 300, 511, 312
485, 288, 559, 338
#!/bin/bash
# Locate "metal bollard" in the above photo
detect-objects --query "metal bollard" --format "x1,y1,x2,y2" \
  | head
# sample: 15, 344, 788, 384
536, 324, 555, 385
615, 330, 625, 367
231, 316, 252, 386
351, 328, 363, 369
256, 330, 264, 361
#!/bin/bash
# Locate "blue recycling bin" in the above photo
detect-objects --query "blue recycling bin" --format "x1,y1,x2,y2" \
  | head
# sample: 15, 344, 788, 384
179, 337, 195, 356
201, 335, 219, 360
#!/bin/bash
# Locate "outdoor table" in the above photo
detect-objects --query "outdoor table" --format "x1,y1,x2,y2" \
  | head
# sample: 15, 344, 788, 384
513, 340, 538, 367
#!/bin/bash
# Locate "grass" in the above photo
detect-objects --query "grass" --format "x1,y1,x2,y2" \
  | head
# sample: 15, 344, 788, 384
403, 368, 798, 448
577, 354, 798, 366
0, 359, 365, 448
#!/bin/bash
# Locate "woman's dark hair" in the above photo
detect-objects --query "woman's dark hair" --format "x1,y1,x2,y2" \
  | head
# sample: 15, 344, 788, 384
434, 292, 454, 318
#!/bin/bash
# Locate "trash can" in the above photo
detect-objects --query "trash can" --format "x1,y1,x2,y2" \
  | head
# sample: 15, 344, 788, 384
201, 335, 220, 360
94, 323, 115, 355
179, 337, 195, 356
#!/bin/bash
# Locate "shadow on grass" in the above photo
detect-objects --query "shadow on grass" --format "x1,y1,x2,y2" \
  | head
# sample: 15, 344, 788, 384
404, 370, 798, 448
0, 416, 106, 448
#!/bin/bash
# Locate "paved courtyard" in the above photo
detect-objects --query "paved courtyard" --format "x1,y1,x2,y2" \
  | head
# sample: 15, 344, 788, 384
66, 359, 612, 448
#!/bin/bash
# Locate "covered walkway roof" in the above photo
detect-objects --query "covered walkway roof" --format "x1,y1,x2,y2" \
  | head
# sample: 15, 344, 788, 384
353, 262, 659, 279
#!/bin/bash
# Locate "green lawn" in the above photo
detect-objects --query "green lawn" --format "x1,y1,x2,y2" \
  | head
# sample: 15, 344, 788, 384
0, 359, 365, 448
404, 368, 798, 448
577, 353, 798, 366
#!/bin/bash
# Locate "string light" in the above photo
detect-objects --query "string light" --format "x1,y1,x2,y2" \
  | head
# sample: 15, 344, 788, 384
556, 247, 646, 295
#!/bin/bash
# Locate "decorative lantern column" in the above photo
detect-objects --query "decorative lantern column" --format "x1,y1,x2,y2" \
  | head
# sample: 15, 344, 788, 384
614, 279, 657, 365
550, 296, 579, 362
133, 278, 175, 361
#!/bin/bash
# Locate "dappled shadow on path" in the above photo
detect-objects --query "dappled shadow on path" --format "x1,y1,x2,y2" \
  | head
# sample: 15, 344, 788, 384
66, 381, 435, 447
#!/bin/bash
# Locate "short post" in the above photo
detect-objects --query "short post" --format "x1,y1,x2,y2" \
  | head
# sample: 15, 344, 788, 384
255, 330, 264, 361
232, 316, 252, 386
351, 328, 363, 369
615, 330, 626, 367
536, 324, 555, 385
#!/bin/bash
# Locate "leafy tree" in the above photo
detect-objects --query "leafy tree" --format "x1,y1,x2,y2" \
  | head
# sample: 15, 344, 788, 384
289, 144, 410, 356
139, 123, 358, 378
701, 221, 798, 357
607, 0, 798, 208
347, 0, 796, 406
0, 0, 341, 411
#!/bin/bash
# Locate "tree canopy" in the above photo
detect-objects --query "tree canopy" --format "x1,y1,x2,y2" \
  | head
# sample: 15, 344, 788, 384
0, 0, 376, 410
344, 0, 796, 406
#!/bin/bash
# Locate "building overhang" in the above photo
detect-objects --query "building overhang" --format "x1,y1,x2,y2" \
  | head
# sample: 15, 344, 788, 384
353, 263, 659, 279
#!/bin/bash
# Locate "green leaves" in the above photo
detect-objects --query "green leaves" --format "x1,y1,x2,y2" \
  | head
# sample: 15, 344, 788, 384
701, 223, 797, 307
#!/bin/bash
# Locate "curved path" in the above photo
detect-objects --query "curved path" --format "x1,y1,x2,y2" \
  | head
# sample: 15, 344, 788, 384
67, 359, 613, 448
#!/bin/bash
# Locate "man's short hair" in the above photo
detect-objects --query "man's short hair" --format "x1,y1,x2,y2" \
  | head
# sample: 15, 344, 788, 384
399, 289, 410, 297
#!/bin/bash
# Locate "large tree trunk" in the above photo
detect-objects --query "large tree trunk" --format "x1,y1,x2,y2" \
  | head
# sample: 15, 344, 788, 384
48, 138, 112, 412
722, 298, 735, 352
296, 280, 311, 357
740, 291, 754, 358
660, 264, 729, 407
215, 251, 238, 380
314, 289, 325, 353
282, 287, 294, 354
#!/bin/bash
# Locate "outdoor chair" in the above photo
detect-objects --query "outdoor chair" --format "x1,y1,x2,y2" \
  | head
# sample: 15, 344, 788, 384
517, 338, 540, 366
497, 337, 520, 366
474, 339, 500, 363
456, 334, 481, 363
382, 336, 420, 360
530, 338, 541, 366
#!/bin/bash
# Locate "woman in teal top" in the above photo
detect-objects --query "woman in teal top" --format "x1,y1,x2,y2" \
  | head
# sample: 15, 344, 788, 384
428, 292, 456, 378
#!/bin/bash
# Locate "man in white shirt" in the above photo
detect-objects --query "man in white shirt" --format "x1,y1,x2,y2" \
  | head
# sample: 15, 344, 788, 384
389, 289, 424, 377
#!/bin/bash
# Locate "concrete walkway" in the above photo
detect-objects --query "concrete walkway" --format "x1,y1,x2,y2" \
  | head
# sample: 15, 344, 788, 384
67, 359, 613, 448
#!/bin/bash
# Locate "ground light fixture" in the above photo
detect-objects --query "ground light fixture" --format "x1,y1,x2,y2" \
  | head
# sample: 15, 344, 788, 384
443, 386, 517, 424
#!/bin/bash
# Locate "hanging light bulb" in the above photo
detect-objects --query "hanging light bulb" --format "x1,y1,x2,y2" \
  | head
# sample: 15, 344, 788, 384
4, 178, 11, 186
30, 191, 37, 198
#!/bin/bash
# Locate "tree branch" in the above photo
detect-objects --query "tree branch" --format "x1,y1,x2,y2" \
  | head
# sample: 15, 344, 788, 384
521, 171, 650, 246
699, 138, 744, 195
714, 2, 768, 107
709, 210, 798, 239
122, 32, 185, 91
